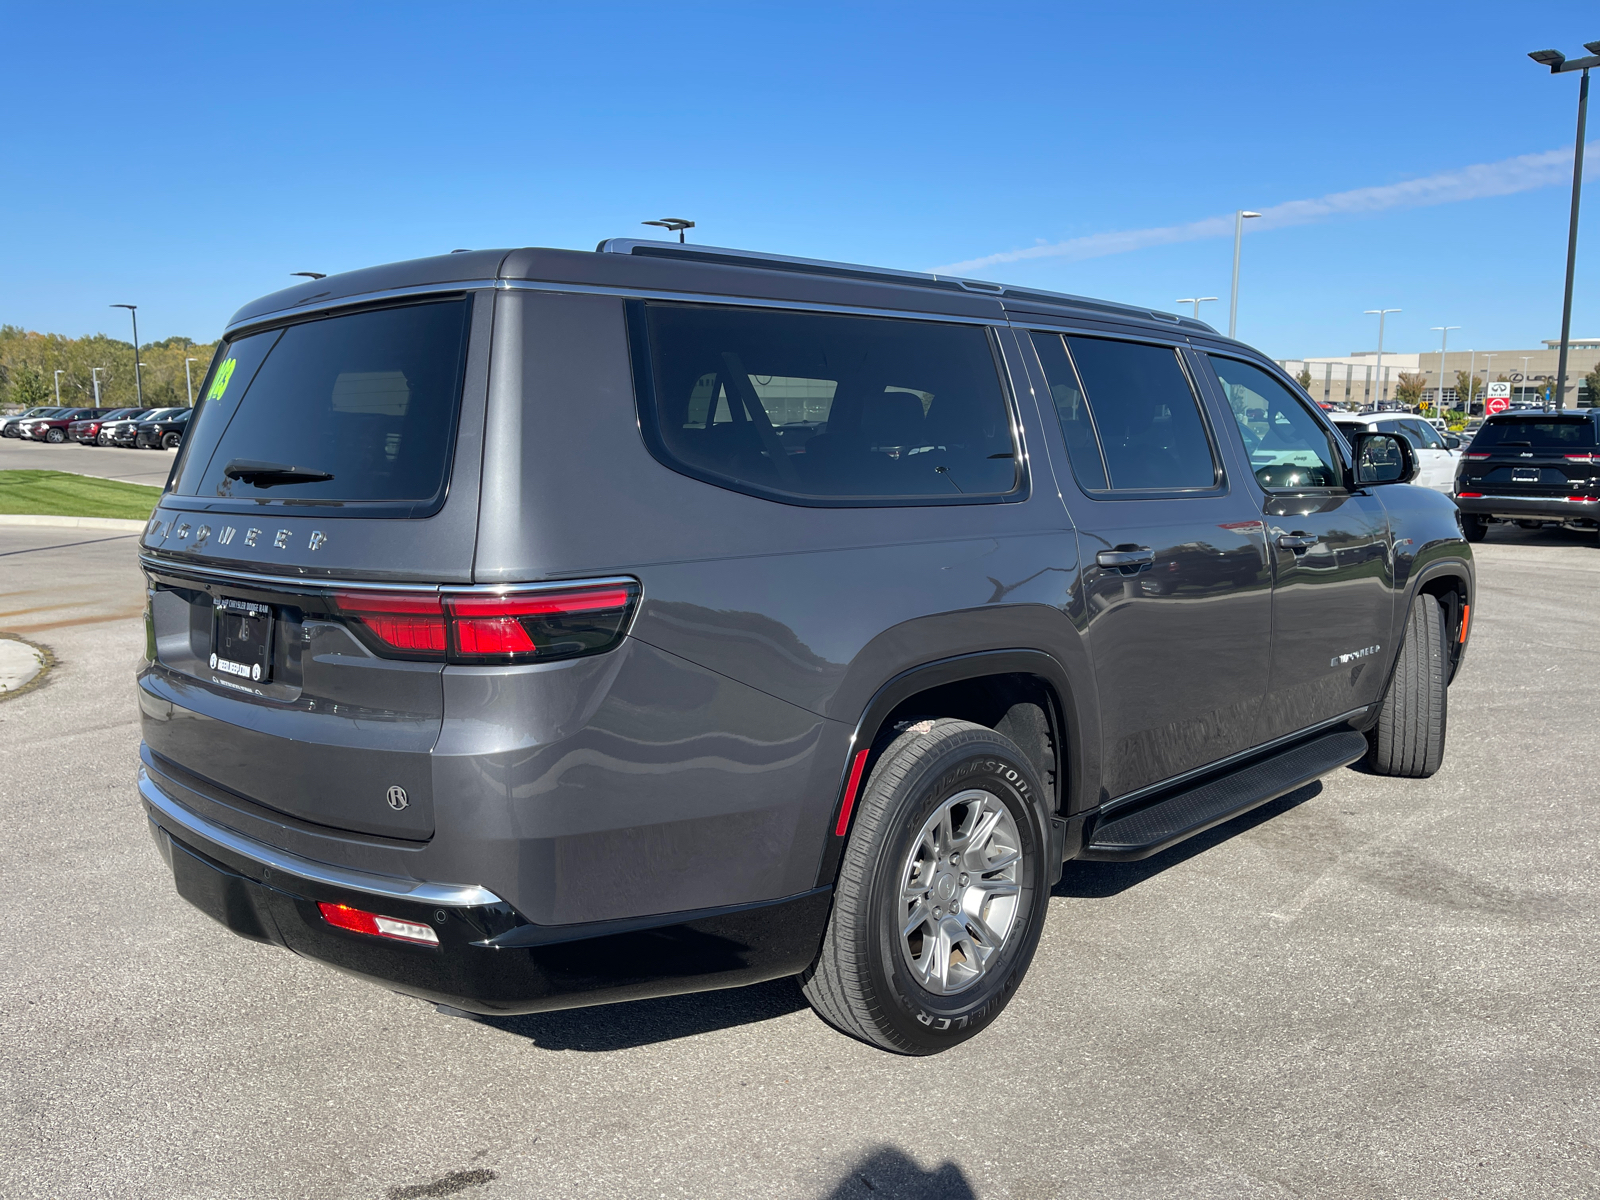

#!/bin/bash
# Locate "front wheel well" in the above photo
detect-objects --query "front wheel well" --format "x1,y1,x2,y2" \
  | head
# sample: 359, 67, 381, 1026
1417, 572, 1470, 681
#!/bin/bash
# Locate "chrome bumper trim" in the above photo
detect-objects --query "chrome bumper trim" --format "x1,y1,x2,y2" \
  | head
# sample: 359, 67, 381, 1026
138, 767, 503, 908
1455, 493, 1598, 504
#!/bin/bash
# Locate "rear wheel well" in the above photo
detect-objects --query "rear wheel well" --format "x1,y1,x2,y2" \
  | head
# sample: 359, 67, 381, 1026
874, 673, 1062, 815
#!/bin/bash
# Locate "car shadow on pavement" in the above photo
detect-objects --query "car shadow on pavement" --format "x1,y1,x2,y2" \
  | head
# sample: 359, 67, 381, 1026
474, 975, 810, 1051
819, 1148, 978, 1199
1052, 781, 1323, 899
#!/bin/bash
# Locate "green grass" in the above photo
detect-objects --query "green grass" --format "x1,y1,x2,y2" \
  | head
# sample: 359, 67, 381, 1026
0, 470, 163, 520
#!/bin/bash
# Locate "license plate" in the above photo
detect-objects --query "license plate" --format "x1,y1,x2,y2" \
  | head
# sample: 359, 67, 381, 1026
211, 597, 273, 683
1512, 468, 1540, 483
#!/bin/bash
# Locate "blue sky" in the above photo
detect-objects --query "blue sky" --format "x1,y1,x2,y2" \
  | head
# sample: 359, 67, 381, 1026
2, 1, 1596, 361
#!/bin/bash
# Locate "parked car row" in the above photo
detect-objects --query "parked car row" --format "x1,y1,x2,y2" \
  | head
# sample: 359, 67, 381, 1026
0, 406, 190, 448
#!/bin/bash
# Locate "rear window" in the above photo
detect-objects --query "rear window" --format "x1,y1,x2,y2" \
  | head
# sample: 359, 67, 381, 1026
171, 299, 471, 513
629, 302, 1019, 505
1469, 418, 1596, 449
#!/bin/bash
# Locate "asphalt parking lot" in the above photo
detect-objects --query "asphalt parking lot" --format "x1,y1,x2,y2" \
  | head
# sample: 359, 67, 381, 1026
0, 435, 176, 487
2, 524, 1597, 1200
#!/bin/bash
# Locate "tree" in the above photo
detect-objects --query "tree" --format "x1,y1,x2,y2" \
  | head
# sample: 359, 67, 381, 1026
1394, 372, 1427, 408
1585, 362, 1600, 408
8, 363, 52, 408
1296, 366, 1313, 389
1454, 370, 1482, 410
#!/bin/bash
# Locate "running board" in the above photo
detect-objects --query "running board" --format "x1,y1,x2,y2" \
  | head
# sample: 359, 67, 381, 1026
1079, 730, 1368, 862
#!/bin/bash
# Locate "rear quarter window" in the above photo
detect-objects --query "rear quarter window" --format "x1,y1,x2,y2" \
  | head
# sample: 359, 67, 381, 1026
171, 298, 472, 515
629, 302, 1020, 505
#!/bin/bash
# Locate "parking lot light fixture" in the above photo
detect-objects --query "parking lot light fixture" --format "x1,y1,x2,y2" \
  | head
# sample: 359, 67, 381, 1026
53, 369, 64, 404
110, 304, 142, 408
185, 358, 198, 405
1528, 41, 1600, 411
1228, 211, 1261, 338
642, 217, 695, 243
1365, 309, 1401, 408
91, 367, 103, 405
1177, 297, 1218, 320
1431, 326, 1460, 411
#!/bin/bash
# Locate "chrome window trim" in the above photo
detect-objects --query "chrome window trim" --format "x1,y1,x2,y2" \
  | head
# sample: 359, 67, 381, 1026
140, 767, 503, 907
138, 554, 638, 595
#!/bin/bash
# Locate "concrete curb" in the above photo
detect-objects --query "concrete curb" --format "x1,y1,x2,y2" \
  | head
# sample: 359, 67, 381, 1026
0, 513, 149, 532
0, 634, 53, 701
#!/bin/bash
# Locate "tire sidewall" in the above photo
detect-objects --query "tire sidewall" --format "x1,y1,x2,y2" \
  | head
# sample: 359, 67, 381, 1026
863, 735, 1048, 1051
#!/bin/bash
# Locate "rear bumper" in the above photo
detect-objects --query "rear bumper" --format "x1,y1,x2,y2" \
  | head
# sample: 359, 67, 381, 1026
1454, 493, 1600, 523
140, 767, 830, 1015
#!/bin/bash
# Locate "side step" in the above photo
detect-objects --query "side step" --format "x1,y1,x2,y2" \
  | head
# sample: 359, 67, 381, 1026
1079, 730, 1368, 862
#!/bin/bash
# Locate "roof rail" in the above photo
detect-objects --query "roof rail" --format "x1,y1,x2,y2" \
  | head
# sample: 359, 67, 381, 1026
594, 238, 1217, 334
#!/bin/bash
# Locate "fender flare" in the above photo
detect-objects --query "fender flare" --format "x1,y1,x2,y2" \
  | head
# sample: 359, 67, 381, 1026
812, 648, 1086, 888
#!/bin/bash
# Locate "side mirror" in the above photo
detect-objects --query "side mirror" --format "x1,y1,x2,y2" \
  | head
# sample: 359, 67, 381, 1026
1351, 431, 1418, 486
1443, 433, 1461, 449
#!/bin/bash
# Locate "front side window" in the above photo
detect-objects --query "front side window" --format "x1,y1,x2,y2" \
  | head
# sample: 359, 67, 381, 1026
1063, 336, 1219, 491
171, 299, 472, 513
1209, 356, 1341, 489
631, 302, 1019, 504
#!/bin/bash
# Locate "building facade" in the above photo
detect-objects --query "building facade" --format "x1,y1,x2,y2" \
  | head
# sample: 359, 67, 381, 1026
1277, 341, 1600, 411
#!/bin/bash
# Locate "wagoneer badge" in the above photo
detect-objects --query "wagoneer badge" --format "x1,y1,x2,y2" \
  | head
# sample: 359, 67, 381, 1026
386, 786, 409, 811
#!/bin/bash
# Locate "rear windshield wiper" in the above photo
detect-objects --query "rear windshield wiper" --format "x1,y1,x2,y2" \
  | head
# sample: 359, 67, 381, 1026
223, 459, 335, 488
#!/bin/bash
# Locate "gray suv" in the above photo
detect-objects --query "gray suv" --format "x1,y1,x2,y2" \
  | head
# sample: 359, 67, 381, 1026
137, 240, 1474, 1053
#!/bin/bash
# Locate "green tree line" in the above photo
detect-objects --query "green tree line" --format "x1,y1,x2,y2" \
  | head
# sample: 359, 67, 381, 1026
0, 325, 219, 411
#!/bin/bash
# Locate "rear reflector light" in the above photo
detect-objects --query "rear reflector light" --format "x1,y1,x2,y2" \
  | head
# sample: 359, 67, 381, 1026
317, 902, 439, 946
1569, 496, 1593, 503
334, 591, 447, 656
1456, 492, 1484, 498
1460, 603, 1470, 643
1465, 453, 1490, 460
834, 748, 872, 837
334, 582, 639, 664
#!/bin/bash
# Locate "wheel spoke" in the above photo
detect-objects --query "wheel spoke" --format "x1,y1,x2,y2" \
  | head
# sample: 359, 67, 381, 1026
931, 925, 952, 990
960, 805, 1002, 855
902, 902, 932, 938
971, 876, 1020, 898
979, 847, 1020, 874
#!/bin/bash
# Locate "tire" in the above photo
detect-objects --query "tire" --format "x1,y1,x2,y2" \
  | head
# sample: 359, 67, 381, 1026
161, 432, 181, 450
1367, 593, 1448, 777
46, 428, 66, 443
801, 718, 1050, 1054
1460, 513, 1488, 543
96, 431, 112, 446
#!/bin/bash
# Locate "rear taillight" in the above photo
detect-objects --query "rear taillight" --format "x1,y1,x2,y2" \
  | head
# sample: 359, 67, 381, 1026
1564, 453, 1599, 463
1456, 491, 1484, 498
446, 584, 639, 663
334, 582, 639, 664
334, 592, 447, 657
318, 902, 439, 946
1465, 453, 1490, 460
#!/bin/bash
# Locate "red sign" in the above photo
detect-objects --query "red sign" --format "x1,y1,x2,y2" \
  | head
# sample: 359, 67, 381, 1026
1487, 396, 1510, 415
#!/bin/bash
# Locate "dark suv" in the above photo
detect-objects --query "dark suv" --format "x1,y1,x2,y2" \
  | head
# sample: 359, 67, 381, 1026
1454, 410, 1600, 540
136, 241, 1474, 1054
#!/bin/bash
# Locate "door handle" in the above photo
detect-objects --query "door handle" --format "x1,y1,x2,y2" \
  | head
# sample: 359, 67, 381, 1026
1276, 532, 1319, 550
1096, 547, 1156, 570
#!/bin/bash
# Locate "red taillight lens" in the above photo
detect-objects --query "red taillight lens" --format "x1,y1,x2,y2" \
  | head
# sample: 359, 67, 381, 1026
317, 902, 439, 946
445, 584, 639, 663
1465, 453, 1490, 460
1564, 453, 1599, 463
332, 583, 639, 664
1456, 491, 1484, 498
334, 591, 446, 656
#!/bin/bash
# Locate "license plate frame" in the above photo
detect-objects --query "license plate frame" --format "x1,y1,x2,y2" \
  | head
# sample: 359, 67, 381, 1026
1512, 467, 1540, 483
211, 596, 274, 683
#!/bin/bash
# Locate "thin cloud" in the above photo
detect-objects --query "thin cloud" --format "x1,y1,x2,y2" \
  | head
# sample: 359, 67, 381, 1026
929, 144, 1597, 277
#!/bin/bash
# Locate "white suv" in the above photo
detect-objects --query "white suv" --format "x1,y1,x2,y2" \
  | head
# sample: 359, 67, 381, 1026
1330, 414, 1459, 494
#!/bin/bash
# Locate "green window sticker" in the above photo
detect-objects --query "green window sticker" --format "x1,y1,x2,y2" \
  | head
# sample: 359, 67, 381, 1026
207, 357, 238, 401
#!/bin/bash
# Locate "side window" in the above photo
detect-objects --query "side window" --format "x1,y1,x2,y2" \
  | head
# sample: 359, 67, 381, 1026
1028, 331, 1108, 491
1208, 356, 1342, 490
631, 303, 1020, 503
1404, 419, 1445, 450
1065, 336, 1219, 490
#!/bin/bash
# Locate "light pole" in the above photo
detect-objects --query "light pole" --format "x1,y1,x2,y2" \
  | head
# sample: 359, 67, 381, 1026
1521, 355, 1534, 403
1365, 309, 1400, 408
1431, 326, 1460, 412
91, 368, 103, 405
53, 369, 64, 404
1465, 349, 1477, 413
1176, 297, 1218, 320
1529, 41, 1599, 411
1228, 210, 1262, 338
643, 217, 695, 243
111, 304, 142, 407
184, 358, 198, 405
1482, 352, 1496, 410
